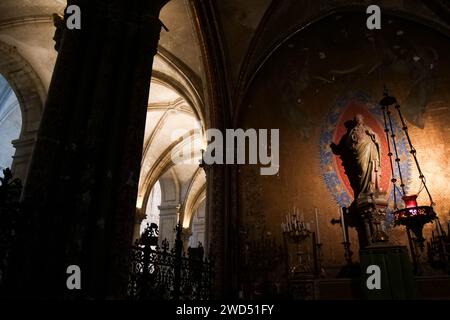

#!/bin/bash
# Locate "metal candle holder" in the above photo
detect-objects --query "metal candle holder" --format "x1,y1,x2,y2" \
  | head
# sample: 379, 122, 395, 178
380, 88, 437, 273
282, 211, 312, 275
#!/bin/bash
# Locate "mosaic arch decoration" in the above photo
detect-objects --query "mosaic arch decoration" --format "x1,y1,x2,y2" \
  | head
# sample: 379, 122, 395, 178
320, 91, 412, 211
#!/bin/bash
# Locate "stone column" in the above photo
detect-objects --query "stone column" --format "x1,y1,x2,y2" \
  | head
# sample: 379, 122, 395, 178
190, 211, 206, 248
205, 163, 228, 298
158, 203, 180, 247
194, 0, 235, 298
11, 134, 35, 183
200, 161, 211, 255
5, 0, 168, 299
180, 227, 193, 252
201, 151, 233, 299
133, 207, 146, 243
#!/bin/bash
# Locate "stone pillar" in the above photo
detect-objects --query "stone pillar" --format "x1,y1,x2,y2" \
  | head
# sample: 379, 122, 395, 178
190, 212, 206, 248
201, 146, 236, 299
194, 0, 235, 298
205, 163, 228, 298
133, 207, 146, 243
200, 162, 211, 256
158, 203, 180, 247
11, 134, 35, 184
180, 227, 193, 252
4, 0, 168, 299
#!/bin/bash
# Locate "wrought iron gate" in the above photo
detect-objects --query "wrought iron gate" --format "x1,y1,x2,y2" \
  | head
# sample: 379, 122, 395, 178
127, 223, 213, 300
0, 169, 22, 287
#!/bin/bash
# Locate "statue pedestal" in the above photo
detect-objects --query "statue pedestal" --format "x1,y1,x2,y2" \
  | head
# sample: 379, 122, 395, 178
349, 191, 389, 248
360, 245, 418, 299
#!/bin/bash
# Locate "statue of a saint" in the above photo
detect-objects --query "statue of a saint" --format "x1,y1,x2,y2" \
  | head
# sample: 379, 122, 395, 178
331, 114, 381, 198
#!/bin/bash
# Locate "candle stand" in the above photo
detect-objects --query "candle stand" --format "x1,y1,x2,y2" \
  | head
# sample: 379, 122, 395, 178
282, 210, 319, 299
282, 213, 312, 275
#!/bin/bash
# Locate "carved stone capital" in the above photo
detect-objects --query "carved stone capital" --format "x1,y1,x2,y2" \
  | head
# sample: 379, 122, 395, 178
350, 191, 390, 247
180, 227, 193, 243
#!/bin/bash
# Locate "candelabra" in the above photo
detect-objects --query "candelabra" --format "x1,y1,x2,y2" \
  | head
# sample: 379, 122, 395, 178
281, 210, 312, 275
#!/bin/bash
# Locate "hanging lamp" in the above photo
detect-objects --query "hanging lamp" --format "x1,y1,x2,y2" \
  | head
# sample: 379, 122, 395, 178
379, 88, 437, 249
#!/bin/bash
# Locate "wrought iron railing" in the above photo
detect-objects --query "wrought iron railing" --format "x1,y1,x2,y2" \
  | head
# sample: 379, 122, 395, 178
127, 223, 213, 300
0, 168, 22, 286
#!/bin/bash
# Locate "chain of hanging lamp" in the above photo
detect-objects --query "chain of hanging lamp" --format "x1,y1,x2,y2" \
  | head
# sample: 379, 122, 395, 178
380, 88, 434, 209
381, 105, 398, 209
394, 103, 434, 206
381, 101, 404, 210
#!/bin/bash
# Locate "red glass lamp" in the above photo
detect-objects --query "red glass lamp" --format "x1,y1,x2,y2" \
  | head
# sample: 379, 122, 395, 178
403, 195, 418, 208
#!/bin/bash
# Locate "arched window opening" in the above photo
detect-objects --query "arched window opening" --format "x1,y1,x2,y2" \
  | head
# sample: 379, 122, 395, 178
189, 200, 206, 248
140, 180, 162, 236
0, 74, 22, 177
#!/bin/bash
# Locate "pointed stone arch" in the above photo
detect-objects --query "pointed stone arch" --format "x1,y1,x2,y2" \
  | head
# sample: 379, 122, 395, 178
0, 40, 45, 182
